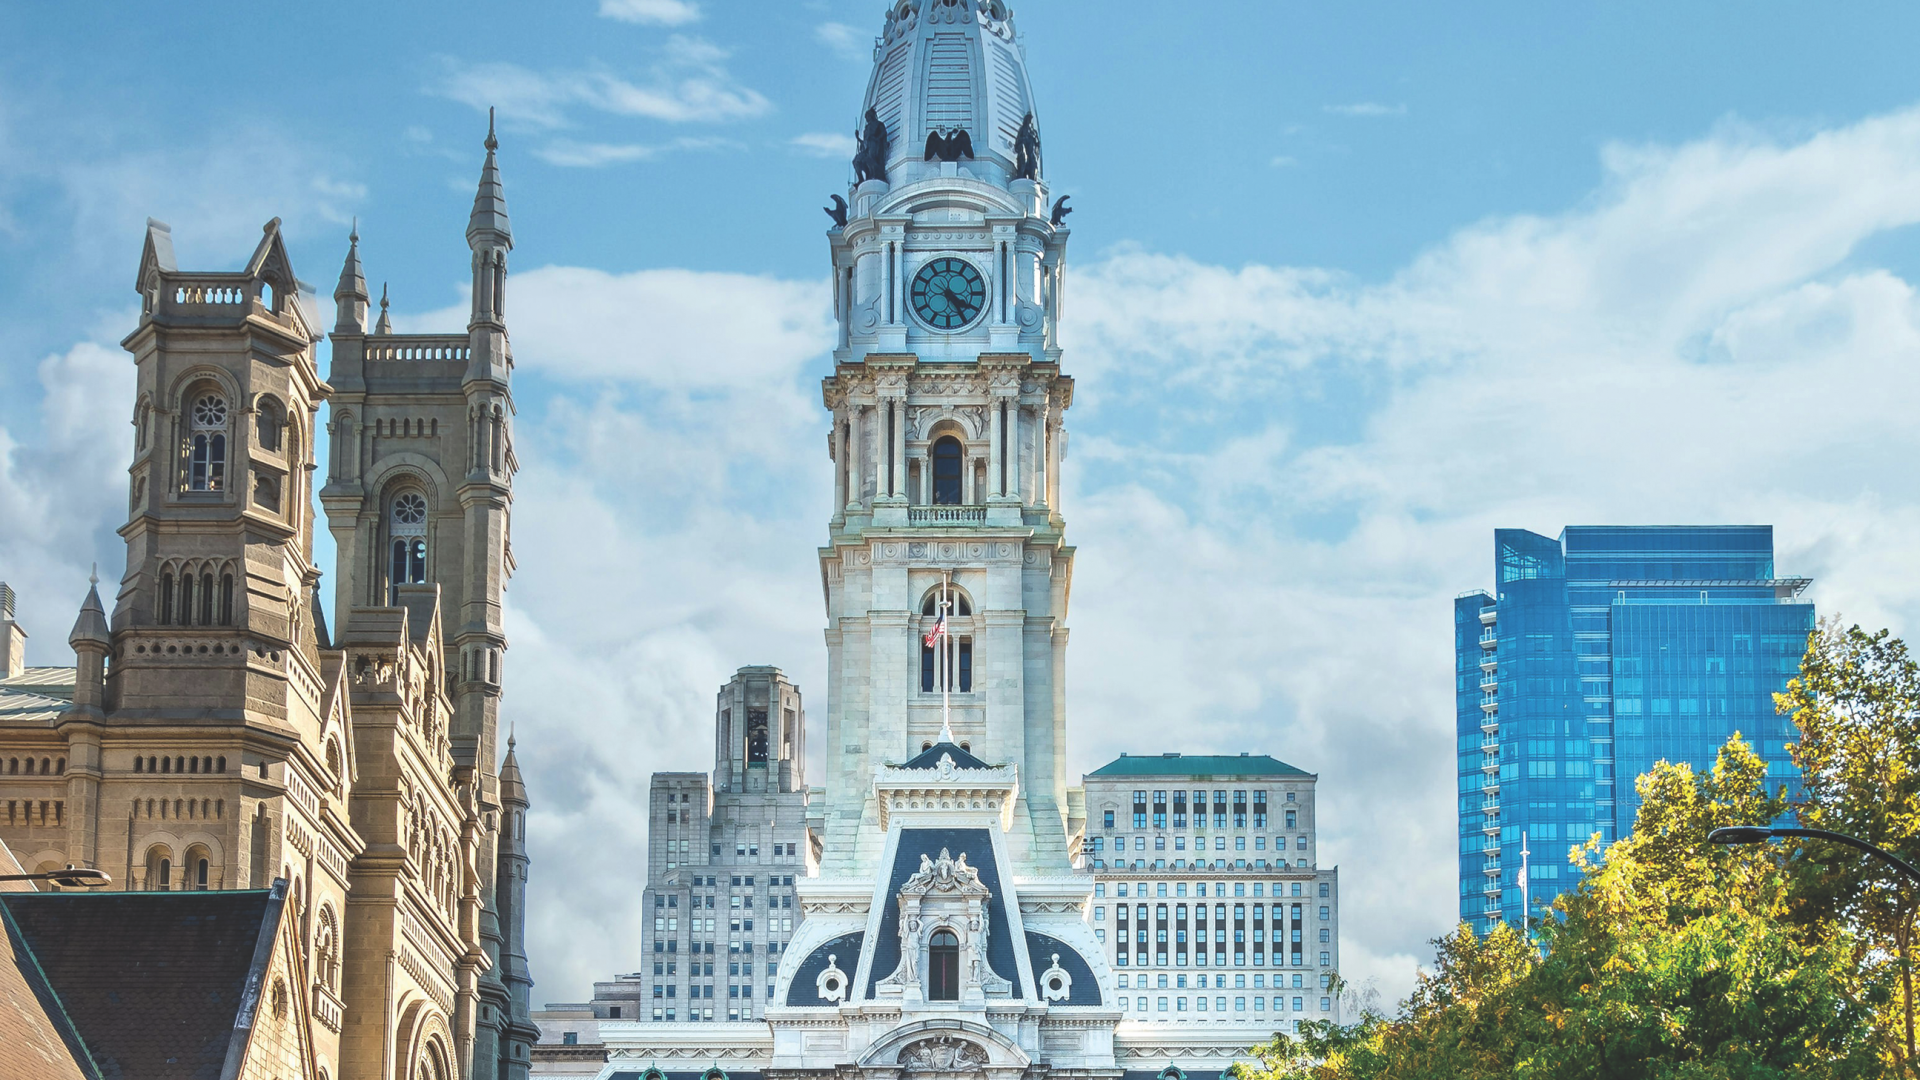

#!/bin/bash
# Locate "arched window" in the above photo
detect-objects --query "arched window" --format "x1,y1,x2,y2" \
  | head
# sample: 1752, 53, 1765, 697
928, 929, 960, 1000
147, 847, 173, 891
388, 492, 429, 603
185, 845, 212, 890
255, 397, 284, 452
158, 572, 175, 625
219, 572, 234, 625
188, 394, 229, 492
316, 906, 341, 991
177, 573, 195, 626
931, 436, 963, 505
921, 590, 972, 616
199, 572, 214, 625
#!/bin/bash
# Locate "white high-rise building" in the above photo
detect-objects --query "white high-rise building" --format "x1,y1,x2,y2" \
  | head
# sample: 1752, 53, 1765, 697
537, 4, 1287, 1076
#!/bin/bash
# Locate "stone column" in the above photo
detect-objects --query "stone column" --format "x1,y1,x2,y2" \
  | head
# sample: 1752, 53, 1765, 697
833, 415, 848, 512
988, 402, 1003, 498
891, 400, 906, 499
1006, 402, 1021, 503
847, 406, 863, 510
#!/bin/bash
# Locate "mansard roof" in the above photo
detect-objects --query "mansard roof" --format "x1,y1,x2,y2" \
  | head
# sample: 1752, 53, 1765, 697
1086, 752, 1313, 779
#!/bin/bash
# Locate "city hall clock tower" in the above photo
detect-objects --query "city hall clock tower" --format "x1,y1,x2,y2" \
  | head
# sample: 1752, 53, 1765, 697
818, 0, 1076, 880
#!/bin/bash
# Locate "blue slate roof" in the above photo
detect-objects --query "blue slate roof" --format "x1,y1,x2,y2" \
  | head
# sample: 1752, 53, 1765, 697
899, 742, 996, 771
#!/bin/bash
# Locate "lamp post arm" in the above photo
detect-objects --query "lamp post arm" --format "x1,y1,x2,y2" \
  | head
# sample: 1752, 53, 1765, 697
1768, 828, 1920, 888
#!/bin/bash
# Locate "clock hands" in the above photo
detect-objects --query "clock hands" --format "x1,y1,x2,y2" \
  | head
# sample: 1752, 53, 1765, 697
939, 283, 977, 318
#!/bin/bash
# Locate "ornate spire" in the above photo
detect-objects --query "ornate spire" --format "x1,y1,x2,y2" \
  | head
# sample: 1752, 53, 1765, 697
499, 728, 527, 809
68, 568, 109, 649
467, 108, 513, 250
374, 283, 392, 334
332, 220, 369, 334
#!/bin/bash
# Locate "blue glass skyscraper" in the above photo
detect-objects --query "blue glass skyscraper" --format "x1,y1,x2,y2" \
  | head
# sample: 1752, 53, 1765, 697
1455, 526, 1813, 932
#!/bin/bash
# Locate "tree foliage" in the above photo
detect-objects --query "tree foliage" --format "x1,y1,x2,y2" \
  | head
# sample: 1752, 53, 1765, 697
1231, 620, 1920, 1080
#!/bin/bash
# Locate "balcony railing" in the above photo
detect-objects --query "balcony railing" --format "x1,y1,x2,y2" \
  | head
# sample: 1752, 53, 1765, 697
1478, 674, 1499, 693
1478, 630, 1498, 649
908, 505, 988, 526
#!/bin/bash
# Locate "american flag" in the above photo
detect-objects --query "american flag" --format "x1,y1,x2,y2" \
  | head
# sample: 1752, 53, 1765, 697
924, 612, 947, 648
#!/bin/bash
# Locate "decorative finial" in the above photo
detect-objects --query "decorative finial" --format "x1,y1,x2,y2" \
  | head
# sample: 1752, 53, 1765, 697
349, 217, 359, 245
486, 106, 498, 152
508, 723, 516, 750
89, 563, 98, 586
380, 283, 389, 311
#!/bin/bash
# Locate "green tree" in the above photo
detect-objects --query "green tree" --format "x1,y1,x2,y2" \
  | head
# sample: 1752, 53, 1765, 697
1231, 736, 1890, 1080
1778, 622, 1920, 1070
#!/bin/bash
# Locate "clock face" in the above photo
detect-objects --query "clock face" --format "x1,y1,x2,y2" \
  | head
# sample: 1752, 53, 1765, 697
910, 257, 988, 331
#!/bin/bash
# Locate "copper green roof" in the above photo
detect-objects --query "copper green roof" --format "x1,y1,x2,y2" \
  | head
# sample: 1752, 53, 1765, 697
1087, 753, 1313, 778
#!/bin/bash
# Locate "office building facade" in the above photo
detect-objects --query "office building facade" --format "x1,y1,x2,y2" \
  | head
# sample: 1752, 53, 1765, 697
1456, 526, 1814, 932
1080, 753, 1341, 1028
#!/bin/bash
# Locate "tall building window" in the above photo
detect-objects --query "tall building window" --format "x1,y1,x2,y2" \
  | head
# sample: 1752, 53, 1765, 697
188, 394, 229, 492
159, 572, 175, 625
931, 436, 963, 504
388, 492, 429, 602
1253, 791, 1268, 828
928, 929, 960, 1000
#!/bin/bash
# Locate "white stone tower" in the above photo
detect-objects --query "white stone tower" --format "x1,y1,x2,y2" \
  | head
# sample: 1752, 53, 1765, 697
819, 0, 1075, 879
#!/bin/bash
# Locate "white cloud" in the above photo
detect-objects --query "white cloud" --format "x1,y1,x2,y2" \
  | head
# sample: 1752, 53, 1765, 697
1324, 102, 1407, 117
532, 136, 737, 168
409, 265, 832, 388
0, 335, 138, 659
433, 38, 770, 130
599, 0, 701, 25
790, 131, 857, 158
815, 22, 869, 60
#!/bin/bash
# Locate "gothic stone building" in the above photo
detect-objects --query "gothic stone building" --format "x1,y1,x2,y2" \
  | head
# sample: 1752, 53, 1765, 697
537, 3, 1280, 1078
0, 126, 535, 1080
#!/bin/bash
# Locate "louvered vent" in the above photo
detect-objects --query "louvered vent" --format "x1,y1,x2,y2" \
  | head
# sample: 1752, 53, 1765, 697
873, 42, 911, 148
924, 33, 974, 133
988, 39, 1027, 151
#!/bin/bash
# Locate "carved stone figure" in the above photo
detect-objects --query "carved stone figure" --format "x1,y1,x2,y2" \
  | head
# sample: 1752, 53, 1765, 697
899, 1035, 988, 1073
1050, 194, 1073, 226
1013, 112, 1042, 180
824, 194, 849, 227
855, 108, 891, 183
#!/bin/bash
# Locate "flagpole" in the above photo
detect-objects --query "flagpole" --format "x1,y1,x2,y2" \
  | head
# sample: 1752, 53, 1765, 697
1518, 834, 1530, 934
940, 571, 954, 744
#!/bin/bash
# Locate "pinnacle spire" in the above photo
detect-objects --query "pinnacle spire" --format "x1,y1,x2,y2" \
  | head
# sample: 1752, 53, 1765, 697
68, 571, 109, 649
333, 222, 370, 333
334, 221, 367, 302
374, 283, 392, 334
467, 109, 512, 249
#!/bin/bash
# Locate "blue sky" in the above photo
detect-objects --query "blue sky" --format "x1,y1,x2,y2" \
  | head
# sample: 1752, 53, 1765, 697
9, 0, 1920, 1007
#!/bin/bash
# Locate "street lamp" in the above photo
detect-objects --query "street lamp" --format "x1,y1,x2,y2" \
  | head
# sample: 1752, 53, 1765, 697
1709, 825, 1919, 1073
0, 865, 111, 889
1707, 826, 1920, 886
